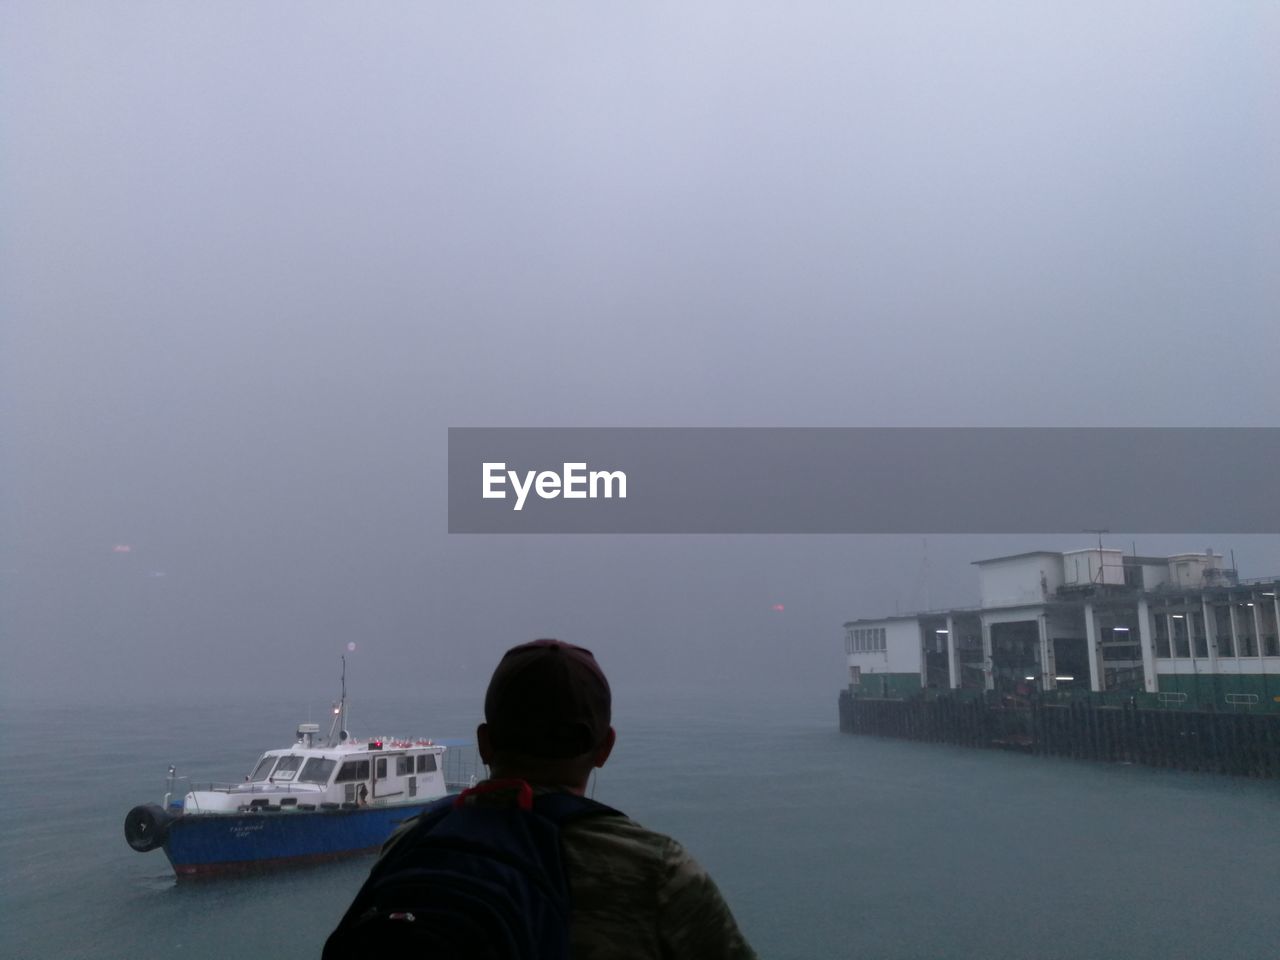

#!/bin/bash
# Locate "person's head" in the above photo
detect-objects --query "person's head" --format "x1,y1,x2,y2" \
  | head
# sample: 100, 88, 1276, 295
476, 639, 615, 793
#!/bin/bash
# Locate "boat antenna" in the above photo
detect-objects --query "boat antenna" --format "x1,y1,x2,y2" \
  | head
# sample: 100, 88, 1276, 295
327, 656, 349, 748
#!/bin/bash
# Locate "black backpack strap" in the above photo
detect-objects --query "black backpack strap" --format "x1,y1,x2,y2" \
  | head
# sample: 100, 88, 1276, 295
374, 795, 453, 859
400, 794, 455, 833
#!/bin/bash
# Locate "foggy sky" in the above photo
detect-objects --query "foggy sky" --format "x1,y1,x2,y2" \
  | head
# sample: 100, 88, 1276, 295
3, 3, 1279, 708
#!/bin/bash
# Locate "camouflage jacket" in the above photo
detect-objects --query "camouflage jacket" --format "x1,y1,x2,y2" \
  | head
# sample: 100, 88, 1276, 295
559, 805, 758, 960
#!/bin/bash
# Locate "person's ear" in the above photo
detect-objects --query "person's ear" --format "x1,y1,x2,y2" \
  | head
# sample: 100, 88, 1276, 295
593, 726, 616, 768
477, 723, 494, 764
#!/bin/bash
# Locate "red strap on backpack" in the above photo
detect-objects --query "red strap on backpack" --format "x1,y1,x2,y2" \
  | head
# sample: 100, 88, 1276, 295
453, 778, 534, 810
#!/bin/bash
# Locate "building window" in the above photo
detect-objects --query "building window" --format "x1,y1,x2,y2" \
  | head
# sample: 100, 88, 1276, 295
1216, 606, 1235, 657
1191, 611, 1207, 659
848, 627, 888, 653
1154, 615, 1171, 659
1260, 601, 1279, 657
1171, 616, 1190, 658
396, 756, 411, 776
1233, 605, 1257, 657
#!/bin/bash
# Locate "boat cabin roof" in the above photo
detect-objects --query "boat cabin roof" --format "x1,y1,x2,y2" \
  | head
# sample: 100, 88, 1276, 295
260, 738, 445, 762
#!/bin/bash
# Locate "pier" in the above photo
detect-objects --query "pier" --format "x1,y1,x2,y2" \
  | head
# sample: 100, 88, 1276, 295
838, 690, 1280, 778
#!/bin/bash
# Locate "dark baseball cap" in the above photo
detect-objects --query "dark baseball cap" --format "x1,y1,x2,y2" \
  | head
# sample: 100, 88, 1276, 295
484, 639, 612, 759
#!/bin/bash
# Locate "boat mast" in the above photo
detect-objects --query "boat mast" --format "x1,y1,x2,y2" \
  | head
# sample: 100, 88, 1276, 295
327, 656, 349, 747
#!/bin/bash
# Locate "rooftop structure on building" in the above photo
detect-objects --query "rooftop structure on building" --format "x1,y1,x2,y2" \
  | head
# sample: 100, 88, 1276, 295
843, 547, 1280, 709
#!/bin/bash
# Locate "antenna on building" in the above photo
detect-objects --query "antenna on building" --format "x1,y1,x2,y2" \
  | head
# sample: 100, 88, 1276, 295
914, 537, 932, 611
1084, 528, 1109, 583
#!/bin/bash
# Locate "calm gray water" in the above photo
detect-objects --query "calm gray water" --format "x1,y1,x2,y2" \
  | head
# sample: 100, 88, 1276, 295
2, 692, 1277, 959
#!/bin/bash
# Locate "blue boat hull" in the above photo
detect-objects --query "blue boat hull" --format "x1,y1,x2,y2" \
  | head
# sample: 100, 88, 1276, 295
163, 803, 440, 877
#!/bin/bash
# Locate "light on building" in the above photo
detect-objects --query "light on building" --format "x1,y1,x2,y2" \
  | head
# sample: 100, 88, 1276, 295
935, 629, 949, 634
1113, 627, 1130, 633
1055, 676, 1075, 681
1172, 614, 1185, 619
1024, 676, 1035, 681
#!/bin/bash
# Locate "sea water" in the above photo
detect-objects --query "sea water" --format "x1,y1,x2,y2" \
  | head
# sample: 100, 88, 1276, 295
2, 692, 1277, 959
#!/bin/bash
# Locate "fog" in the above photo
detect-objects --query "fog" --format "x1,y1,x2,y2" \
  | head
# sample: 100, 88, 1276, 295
4, 3, 1278, 708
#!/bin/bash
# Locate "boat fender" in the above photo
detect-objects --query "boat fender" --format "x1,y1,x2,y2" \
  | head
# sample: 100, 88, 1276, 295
124, 803, 174, 853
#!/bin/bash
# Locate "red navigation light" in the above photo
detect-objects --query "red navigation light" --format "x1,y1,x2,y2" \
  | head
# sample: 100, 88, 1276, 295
370, 740, 383, 750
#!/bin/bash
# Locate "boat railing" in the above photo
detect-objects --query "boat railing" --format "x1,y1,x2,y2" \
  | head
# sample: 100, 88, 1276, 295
442, 743, 484, 793
178, 777, 319, 796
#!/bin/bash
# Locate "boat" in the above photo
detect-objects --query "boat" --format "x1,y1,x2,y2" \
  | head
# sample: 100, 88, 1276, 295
124, 662, 470, 877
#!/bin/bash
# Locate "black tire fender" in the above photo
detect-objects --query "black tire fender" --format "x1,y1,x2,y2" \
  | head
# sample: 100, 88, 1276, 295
124, 803, 174, 852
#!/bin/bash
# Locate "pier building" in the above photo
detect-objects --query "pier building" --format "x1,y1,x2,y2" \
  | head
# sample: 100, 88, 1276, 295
844, 548, 1280, 711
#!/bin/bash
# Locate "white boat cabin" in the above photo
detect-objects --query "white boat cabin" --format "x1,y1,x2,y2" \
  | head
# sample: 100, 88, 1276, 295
181, 724, 449, 814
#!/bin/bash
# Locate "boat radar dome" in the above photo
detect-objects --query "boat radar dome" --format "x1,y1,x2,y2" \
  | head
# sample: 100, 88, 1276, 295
296, 723, 321, 748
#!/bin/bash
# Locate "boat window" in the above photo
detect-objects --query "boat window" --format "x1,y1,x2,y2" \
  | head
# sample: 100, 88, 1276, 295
396, 756, 411, 776
298, 758, 336, 784
271, 754, 303, 781
376, 757, 387, 779
250, 756, 277, 781
335, 760, 370, 782
417, 754, 437, 773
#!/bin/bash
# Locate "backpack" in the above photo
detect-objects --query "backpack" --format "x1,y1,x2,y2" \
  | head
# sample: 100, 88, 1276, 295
322, 779, 623, 960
